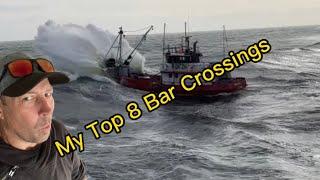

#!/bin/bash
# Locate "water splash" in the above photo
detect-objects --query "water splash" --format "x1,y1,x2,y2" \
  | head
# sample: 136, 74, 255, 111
34, 20, 145, 80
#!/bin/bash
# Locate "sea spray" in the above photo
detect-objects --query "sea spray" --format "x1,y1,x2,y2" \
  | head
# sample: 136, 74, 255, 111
35, 20, 145, 76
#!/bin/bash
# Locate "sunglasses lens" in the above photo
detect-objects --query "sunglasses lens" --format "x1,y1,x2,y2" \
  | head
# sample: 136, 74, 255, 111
37, 59, 55, 72
8, 60, 33, 77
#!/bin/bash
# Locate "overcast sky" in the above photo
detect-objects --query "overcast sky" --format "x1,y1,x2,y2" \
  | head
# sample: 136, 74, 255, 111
0, 0, 319, 41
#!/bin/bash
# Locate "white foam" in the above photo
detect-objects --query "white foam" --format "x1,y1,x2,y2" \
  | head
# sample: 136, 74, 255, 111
313, 154, 320, 160
291, 48, 301, 52
65, 125, 77, 130
88, 74, 118, 85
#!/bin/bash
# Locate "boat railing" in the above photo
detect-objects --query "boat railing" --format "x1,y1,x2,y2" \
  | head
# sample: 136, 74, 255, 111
164, 44, 200, 54
161, 62, 211, 73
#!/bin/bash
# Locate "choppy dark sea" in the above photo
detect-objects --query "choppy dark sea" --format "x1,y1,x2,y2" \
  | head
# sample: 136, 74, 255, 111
0, 24, 320, 180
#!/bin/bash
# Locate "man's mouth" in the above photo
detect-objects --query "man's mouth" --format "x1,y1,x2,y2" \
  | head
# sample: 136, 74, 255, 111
40, 123, 51, 130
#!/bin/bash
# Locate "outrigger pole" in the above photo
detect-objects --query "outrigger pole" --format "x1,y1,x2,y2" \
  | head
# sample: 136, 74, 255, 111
103, 33, 120, 60
124, 25, 153, 65
104, 26, 153, 66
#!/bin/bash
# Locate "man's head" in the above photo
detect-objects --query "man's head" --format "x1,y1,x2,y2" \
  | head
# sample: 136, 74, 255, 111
0, 52, 69, 150
0, 78, 54, 148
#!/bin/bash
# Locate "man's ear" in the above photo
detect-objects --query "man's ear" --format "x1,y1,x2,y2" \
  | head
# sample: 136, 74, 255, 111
0, 106, 3, 120
0, 96, 6, 120
0, 103, 4, 120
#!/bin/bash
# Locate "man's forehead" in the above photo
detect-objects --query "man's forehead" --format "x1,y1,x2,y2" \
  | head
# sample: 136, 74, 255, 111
25, 78, 53, 94
1, 79, 53, 103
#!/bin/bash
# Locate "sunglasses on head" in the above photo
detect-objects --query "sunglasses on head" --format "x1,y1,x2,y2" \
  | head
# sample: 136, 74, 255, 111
0, 59, 55, 82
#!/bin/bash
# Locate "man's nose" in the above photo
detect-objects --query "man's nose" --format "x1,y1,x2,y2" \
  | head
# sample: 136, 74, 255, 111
39, 97, 53, 116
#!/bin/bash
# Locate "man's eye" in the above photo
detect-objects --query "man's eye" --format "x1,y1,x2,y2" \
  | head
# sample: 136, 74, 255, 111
45, 92, 52, 97
23, 96, 34, 101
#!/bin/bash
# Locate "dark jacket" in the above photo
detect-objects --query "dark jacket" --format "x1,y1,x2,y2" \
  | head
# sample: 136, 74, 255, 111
0, 120, 87, 180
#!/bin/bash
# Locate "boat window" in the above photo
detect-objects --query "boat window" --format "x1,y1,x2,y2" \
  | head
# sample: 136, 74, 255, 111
174, 73, 178, 78
169, 73, 172, 78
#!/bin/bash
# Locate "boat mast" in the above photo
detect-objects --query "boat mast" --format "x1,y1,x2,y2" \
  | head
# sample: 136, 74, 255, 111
118, 27, 123, 63
163, 23, 166, 66
222, 25, 231, 78
184, 22, 190, 51
222, 25, 229, 57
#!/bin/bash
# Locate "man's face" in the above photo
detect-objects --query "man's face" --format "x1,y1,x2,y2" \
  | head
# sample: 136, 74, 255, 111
0, 78, 54, 146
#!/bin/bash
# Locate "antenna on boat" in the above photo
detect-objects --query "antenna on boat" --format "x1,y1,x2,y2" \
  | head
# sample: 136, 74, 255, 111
187, 12, 190, 35
184, 22, 187, 38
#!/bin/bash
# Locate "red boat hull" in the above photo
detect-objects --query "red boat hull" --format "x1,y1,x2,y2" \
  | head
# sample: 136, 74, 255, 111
119, 75, 247, 96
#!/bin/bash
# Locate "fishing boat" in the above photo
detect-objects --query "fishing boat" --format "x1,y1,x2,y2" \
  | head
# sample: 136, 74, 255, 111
102, 24, 246, 96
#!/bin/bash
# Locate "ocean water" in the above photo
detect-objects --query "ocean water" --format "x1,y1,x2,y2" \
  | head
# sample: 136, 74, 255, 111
0, 24, 320, 180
